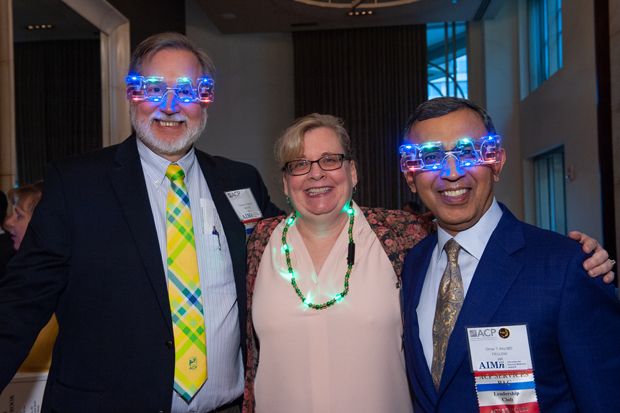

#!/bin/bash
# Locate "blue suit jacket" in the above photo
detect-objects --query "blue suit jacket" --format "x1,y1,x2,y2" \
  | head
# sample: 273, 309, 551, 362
0, 136, 282, 412
403, 204, 620, 413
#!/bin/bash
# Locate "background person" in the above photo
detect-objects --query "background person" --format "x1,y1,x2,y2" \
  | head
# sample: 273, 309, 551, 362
402, 200, 422, 215
5, 181, 58, 373
0, 190, 15, 281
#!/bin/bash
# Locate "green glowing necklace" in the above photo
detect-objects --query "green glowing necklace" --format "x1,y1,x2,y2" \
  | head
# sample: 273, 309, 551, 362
282, 203, 356, 310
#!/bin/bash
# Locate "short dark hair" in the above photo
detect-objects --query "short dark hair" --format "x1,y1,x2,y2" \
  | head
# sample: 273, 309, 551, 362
403, 97, 496, 138
128, 32, 215, 79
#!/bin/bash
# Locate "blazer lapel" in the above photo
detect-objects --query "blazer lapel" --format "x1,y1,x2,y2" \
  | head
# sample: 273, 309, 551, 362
437, 206, 525, 396
108, 136, 173, 335
407, 234, 441, 405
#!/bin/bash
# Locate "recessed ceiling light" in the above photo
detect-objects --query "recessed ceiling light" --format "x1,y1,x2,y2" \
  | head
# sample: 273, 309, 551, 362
27, 24, 53, 30
347, 10, 374, 17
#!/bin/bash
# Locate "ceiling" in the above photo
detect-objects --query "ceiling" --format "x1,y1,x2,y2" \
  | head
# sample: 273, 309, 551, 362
195, 0, 507, 35
11, 0, 507, 43
13, 0, 100, 43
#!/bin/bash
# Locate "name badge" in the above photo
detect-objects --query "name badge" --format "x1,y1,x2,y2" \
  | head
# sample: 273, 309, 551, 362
224, 189, 262, 235
466, 325, 540, 413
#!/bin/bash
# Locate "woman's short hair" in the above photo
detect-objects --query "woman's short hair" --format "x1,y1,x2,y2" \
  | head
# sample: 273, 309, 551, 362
275, 113, 357, 171
128, 32, 215, 79
8, 181, 44, 213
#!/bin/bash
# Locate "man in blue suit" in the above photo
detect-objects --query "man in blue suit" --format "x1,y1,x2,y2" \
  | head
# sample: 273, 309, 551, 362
401, 97, 620, 412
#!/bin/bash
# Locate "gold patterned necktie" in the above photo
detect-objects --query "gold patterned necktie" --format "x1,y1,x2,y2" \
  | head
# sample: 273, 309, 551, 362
166, 164, 207, 401
431, 238, 464, 391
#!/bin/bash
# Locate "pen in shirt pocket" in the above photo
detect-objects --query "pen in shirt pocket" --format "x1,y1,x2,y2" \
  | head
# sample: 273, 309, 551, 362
212, 226, 221, 250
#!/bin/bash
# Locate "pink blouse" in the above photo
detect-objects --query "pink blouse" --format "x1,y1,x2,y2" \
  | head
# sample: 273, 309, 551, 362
252, 203, 413, 413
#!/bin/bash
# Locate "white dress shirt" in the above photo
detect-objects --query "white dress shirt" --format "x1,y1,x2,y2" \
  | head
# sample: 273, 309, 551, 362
417, 199, 503, 370
137, 139, 244, 412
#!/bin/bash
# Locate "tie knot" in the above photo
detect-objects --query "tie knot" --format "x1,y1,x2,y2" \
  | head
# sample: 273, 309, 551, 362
444, 238, 461, 262
166, 164, 185, 183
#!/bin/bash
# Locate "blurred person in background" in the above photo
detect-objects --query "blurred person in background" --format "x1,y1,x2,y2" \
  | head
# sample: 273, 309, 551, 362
6, 181, 59, 373
0, 190, 16, 280
402, 201, 422, 215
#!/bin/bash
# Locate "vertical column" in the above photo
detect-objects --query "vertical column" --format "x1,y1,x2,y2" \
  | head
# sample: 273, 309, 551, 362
0, 0, 15, 195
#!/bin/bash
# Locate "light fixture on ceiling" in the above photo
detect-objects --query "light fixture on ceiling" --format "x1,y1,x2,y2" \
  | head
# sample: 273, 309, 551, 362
27, 24, 53, 30
348, 10, 374, 16
295, 0, 420, 8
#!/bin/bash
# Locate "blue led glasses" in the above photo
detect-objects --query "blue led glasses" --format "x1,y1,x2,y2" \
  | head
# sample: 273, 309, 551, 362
399, 135, 502, 172
125, 76, 214, 103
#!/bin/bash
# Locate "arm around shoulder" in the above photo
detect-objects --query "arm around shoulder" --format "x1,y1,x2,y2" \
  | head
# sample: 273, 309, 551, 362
557, 252, 620, 411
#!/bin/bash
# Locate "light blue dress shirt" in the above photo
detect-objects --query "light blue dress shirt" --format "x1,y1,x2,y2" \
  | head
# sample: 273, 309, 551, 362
417, 199, 503, 371
137, 139, 244, 413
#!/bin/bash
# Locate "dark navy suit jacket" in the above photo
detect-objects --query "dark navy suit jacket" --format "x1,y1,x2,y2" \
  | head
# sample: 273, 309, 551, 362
0, 135, 282, 413
403, 204, 620, 412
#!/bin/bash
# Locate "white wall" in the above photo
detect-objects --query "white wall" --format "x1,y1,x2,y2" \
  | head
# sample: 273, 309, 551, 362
482, 1, 525, 221
185, 0, 295, 211
518, 0, 601, 240
469, 0, 602, 241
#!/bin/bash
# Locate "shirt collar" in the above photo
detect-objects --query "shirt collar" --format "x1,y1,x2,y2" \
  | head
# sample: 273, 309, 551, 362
136, 138, 197, 188
436, 198, 503, 261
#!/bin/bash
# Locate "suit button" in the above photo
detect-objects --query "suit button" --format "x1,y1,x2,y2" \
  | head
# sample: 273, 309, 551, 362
165, 340, 173, 349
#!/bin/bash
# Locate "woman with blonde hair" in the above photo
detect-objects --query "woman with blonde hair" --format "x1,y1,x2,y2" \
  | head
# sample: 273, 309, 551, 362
6, 181, 58, 373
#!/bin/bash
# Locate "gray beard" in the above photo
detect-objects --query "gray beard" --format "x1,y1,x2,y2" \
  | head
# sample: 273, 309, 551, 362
130, 105, 207, 156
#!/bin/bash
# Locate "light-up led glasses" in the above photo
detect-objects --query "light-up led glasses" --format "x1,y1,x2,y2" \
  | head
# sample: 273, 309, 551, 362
125, 76, 214, 103
399, 135, 502, 172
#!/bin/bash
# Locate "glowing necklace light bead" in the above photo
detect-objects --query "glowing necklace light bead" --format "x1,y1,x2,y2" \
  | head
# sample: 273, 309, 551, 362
282, 204, 355, 310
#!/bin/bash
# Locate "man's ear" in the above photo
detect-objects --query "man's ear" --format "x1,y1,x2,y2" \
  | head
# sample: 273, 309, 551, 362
492, 148, 506, 183
404, 172, 418, 193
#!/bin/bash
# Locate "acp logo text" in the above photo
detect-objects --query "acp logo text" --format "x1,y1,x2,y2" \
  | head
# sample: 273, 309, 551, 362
469, 328, 497, 338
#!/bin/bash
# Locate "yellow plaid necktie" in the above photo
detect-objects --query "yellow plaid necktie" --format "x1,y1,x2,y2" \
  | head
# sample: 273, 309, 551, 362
431, 238, 464, 391
166, 164, 207, 401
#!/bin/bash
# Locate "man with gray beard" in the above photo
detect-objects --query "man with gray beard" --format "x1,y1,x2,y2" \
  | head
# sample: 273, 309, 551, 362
0, 33, 281, 413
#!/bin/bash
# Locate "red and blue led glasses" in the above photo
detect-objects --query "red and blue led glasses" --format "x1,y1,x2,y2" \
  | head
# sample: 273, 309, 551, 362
399, 135, 502, 172
125, 76, 214, 103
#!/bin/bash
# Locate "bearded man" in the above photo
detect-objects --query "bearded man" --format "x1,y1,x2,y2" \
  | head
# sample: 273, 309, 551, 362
0, 33, 281, 413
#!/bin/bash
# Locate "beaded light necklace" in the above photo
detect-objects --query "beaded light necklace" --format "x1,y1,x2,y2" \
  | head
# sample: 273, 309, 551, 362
282, 202, 356, 310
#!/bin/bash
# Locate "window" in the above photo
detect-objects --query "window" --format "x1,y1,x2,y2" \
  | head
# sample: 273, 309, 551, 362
528, 0, 562, 91
427, 22, 467, 99
534, 146, 567, 235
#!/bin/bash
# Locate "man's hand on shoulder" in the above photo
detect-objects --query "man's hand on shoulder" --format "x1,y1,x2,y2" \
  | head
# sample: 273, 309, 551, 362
568, 231, 615, 284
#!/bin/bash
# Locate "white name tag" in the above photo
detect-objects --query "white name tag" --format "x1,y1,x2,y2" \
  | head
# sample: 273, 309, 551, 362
224, 189, 262, 235
466, 325, 540, 413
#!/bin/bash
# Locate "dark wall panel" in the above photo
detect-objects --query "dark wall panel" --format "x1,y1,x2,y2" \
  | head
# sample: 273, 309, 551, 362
107, 0, 186, 53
